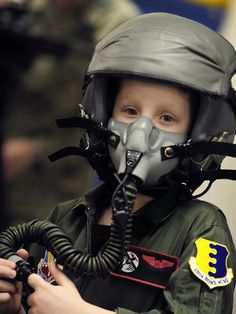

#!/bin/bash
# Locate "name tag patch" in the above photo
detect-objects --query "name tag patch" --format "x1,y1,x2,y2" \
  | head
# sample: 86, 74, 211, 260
110, 245, 179, 289
189, 238, 234, 289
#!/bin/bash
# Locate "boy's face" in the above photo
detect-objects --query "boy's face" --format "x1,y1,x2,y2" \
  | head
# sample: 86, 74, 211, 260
113, 79, 191, 134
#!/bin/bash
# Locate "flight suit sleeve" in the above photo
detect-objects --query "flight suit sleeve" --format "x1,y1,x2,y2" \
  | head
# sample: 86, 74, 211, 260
116, 224, 235, 314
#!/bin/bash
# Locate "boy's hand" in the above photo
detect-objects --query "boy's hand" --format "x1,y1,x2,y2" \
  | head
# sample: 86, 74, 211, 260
27, 262, 86, 314
0, 249, 28, 314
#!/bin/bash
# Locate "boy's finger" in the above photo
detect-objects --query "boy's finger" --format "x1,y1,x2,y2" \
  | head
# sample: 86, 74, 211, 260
0, 292, 12, 303
0, 258, 16, 269
0, 279, 18, 294
28, 273, 48, 289
49, 262, 74, 288
0, 265, 16, 279
16, 249, 29, 260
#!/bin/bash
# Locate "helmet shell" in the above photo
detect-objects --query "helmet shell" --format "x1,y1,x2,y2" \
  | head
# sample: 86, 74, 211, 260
82, 13, 236, 184
87, 13, 236, 98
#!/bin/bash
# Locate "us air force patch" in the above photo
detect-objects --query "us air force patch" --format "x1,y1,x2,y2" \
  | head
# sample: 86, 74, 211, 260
37, 250, 54, 283
189, 238, 233, 289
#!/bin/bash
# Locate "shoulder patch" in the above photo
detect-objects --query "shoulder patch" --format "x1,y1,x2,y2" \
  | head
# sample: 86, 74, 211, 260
189, 238, 234, 289
37, 250, 55, 283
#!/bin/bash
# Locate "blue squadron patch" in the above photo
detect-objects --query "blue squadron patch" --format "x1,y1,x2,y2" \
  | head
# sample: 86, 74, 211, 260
189, 238, 234, 289
37, 250, 55, 283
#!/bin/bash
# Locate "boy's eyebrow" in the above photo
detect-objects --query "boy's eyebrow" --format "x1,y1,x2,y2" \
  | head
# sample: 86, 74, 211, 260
116, 95, 134, 102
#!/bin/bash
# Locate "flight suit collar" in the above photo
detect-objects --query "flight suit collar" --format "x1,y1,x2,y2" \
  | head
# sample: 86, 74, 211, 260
72, 181, 182, 239
132, 183, 181, 239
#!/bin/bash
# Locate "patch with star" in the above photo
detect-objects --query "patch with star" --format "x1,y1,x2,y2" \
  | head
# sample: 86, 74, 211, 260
110, 244, 179, 289
189, 238, 234, 289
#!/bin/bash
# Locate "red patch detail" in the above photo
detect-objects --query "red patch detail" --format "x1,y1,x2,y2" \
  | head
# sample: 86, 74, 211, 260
142, 254, 174, 269
41, 263, 51, 278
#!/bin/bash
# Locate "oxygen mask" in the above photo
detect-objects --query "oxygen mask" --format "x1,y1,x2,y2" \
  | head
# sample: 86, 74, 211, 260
108, 117, 188, 186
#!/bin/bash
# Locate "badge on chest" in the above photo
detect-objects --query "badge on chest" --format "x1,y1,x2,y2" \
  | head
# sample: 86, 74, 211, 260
110, 245, 179, 289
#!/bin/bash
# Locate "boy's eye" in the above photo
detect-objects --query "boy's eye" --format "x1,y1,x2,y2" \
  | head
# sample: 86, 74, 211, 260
161, 114, 174, 122
124, 107, 138, 115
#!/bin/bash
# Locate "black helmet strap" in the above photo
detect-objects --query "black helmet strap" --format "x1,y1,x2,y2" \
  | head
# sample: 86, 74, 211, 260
161, 141, 236, 160
228, 87, 236, 116
161, 140, 236, 186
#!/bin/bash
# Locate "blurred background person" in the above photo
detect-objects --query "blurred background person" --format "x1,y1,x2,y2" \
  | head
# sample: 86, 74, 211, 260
1, 0, 140, 226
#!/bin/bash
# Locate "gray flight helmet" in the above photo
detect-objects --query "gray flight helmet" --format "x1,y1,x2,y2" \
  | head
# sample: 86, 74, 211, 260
82, 12, 236, 183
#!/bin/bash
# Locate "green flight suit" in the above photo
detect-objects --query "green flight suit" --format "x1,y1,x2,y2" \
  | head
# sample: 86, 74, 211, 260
32, 182, 236, 314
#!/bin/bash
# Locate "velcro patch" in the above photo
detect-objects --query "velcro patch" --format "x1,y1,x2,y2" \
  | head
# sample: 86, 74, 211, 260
189, 238, 234, 289
37, 250, 55, 283
110, 244, 179, 289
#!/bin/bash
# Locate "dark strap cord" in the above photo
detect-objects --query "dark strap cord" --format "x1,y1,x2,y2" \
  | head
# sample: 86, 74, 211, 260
161, 141, 236, 161
178, 169, 236, 182
48, 146, 96, 162
56, 117, 99, 130
55, 117, 119, 148
228, 87, 236, 116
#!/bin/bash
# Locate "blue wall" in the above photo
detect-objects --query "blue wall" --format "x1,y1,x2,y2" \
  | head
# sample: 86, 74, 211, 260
132, 0, 225, 30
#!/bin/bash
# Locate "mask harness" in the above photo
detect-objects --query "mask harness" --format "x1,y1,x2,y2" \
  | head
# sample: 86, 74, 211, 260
0, 113, 236, 288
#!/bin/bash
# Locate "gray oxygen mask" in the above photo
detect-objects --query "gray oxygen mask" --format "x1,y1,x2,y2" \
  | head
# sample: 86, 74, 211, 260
108, 117, 187, 186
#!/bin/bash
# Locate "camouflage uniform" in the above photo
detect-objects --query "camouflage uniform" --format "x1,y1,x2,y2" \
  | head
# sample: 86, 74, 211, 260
4, 0, 140, 223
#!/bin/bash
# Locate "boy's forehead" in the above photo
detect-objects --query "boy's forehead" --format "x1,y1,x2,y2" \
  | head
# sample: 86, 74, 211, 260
118, 78, 191, 98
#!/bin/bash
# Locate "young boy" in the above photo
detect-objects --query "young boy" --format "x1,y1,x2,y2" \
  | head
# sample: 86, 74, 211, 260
0, 12, 235, 314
